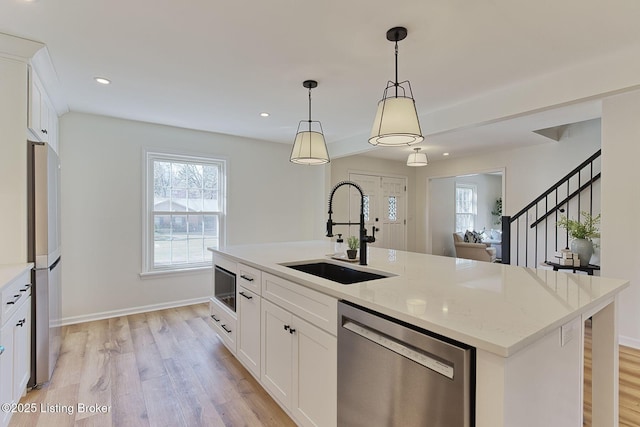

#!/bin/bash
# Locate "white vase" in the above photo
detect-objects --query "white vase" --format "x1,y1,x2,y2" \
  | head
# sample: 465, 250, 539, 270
570, 238, 593, 267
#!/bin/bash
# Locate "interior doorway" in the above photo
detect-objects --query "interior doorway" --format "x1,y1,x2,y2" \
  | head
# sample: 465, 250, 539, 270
428, 170, 504, 257
348, 172, 407, 251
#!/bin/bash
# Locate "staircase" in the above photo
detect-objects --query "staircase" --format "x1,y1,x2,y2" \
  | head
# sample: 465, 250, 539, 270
501, 150, 601, 267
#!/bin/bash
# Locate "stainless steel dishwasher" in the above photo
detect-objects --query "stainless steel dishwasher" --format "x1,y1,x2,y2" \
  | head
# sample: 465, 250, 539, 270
338, 301, 474, 427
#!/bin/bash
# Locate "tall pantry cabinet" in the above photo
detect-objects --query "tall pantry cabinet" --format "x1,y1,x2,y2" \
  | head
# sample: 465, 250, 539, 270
0, 34, 45, 264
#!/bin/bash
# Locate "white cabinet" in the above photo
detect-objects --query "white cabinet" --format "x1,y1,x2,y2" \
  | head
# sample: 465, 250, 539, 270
261, 273, 337, 427
28, 66, 59, 153
0, 266, 32, 427
208, 257, 338, 426
236, 263, 262, 379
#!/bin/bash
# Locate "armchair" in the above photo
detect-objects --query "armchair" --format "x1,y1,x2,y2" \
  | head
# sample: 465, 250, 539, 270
453, 232, 497, 262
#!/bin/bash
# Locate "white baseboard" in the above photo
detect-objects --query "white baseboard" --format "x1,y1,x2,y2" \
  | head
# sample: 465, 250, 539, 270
60, 297, 210, 326
619, 335, 640, 350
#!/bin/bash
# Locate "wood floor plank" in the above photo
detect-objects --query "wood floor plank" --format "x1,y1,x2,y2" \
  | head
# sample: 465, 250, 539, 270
110, 352, 149, 427
48, 330, 87, 391
140, 375, 185, 427
145, 310, 181, 360
107, 316, 134, 355
162, 355, 226, 426
76, 320, 112, 422
130, 323, 166, 382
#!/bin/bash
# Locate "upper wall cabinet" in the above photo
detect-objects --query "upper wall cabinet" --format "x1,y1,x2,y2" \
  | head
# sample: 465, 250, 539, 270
28, 66, 58, 154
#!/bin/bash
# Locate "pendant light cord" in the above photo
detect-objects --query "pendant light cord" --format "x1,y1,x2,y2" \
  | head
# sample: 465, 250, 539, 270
308, 88, 312, 131
394, 40, 399, 97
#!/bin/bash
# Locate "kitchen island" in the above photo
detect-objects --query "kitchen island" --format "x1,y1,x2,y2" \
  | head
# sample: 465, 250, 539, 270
210, 241, 628, 427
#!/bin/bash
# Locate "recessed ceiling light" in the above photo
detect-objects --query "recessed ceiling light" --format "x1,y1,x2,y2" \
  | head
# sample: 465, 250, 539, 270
94, 77, 111, 85
260, 112, 270, 117
443, 152, 450, 156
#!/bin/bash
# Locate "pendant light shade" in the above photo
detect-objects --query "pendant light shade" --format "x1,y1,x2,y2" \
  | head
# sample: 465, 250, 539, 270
407, 147, 428, 167
290, 80, 330, 165
369, 27, 424, 147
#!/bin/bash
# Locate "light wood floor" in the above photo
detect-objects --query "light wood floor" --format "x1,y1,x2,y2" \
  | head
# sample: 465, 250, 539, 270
9, 303, 295, 427
9, 305, 640, 426
583, 319, 640, 426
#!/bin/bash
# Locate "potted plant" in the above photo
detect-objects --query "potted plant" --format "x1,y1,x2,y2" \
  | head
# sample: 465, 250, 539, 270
346, 236, 359, 260
556, 211, 600, 266
491, 197, 502, 226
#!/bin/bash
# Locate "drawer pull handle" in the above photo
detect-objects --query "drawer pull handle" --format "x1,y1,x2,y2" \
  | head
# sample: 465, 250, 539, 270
289, 328, 296, 334
17, 318, 26, 327
20, 284, 32, 292
0, 346, 4, 356
6, 294, 21, 305
284, 325, 290, 331
240, 275, 254, 282
221, 324, 232, 334
239, 291, 253, 300
211, 315, 220, 322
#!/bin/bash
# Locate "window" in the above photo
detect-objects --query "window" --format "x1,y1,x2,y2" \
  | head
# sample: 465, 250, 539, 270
455, 184, 476, 233
143, 151, 225, 273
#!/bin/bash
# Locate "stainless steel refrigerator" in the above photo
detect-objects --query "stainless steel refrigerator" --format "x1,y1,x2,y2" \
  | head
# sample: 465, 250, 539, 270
27, 140, 62, 388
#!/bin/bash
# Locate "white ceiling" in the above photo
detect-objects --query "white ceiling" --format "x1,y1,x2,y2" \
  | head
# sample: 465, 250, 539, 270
1, 0, 638, 162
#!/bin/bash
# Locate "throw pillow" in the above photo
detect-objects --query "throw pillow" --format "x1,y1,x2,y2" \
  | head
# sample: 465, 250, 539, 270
464, 230, 483, 243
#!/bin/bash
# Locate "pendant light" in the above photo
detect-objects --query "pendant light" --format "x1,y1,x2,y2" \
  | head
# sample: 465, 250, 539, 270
407, 147, 428, 167
290, 80, 330, 165
369, 27, 424, 147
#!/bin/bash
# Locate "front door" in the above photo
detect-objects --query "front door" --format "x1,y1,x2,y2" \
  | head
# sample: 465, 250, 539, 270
349, 173, 407, 250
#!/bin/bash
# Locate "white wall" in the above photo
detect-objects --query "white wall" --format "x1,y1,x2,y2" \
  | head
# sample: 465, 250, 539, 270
329, 156, 417, 252
601, 90, 640, 348
428, 177, 455, 256
415, 119, 602, 254
60, 112, 326, 322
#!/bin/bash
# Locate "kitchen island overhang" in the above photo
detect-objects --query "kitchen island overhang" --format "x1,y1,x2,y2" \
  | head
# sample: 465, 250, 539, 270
209, 240, 628, 426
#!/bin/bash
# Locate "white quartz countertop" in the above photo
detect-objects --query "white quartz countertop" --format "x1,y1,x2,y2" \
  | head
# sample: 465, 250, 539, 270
0, 263, 33, 288
211, 241, 629, 357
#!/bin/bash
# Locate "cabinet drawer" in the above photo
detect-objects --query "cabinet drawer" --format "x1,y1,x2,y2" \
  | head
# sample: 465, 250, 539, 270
237, 263, 262, 295
1, 270, 31, 327
209, 298, 237, 354
262, 273, 337, 336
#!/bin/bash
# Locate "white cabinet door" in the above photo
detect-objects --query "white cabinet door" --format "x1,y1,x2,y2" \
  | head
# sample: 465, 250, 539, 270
237, 286, 261, 379
0, 295, 31, 427
12, 296, 31, 400
261, 299, 293, 408
28, 68, 49, 143
292, 316, 337, 427
0, 319, 13, 427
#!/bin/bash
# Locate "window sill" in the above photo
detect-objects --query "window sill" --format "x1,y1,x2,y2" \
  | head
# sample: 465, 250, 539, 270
139, 266, 211, 279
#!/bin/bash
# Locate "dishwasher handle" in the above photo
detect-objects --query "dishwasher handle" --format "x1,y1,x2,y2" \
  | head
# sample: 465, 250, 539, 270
343, 320, 455, 380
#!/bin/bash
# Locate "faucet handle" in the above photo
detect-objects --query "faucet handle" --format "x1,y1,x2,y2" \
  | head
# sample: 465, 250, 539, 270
368, 226, 376, 243
326, 219, 334, 237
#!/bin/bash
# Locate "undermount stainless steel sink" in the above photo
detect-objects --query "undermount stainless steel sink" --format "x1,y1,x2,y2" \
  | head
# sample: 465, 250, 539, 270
282, 261, 393, 284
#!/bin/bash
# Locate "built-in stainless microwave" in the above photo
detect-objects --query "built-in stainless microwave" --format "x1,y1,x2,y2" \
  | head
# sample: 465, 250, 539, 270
214, 265, 236, 312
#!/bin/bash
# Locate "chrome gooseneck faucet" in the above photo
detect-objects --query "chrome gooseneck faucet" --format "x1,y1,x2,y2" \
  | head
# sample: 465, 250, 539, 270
326, 181, 376, 266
